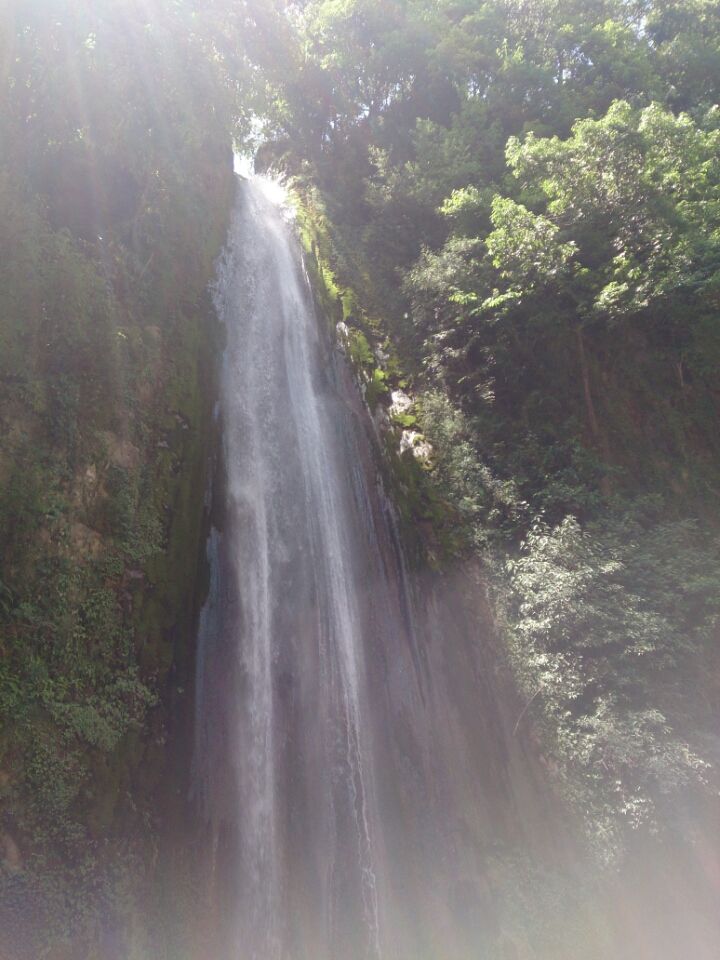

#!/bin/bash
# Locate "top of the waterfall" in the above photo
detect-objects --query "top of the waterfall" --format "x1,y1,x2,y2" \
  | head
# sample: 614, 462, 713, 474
247, 173, 296, 224
233, 152, 253, 178
254, 175, 293, 214
233, 153, 296, 219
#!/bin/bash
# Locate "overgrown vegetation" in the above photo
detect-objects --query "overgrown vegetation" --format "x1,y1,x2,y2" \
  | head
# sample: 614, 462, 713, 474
0, 1, 249, 954
501, 514, 720, 862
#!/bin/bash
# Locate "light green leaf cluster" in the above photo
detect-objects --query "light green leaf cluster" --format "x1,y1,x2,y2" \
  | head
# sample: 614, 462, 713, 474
500, 514, 720, 860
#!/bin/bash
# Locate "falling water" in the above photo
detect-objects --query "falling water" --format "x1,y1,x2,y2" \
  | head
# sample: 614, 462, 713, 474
195, 177, 391, 960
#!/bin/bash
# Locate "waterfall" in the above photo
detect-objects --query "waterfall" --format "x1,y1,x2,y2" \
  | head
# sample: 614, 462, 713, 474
195, 177, 392, 960
192, 177, 585, 960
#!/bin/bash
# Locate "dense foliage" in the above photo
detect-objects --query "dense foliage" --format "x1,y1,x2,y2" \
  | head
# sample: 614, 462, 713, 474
0, 1, 255, 954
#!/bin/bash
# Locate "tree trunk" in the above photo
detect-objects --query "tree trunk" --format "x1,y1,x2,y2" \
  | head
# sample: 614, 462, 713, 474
576, 325, 600, 439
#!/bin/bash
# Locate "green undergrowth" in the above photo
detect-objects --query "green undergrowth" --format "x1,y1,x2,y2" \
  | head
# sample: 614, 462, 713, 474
0, 155, 232, 957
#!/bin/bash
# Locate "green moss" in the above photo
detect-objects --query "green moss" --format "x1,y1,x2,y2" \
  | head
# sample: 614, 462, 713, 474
0, 143, 233, 954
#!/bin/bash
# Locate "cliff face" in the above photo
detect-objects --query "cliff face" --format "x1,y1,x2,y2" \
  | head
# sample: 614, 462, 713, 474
0, 15, 236, 947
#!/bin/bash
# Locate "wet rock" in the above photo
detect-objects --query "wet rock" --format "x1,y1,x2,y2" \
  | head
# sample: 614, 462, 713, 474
390, 389, 413, 417
372, 405, 390, 433
103, 432, 142, 471
400, 429, 432, 461
336, 321, 350, 351
70, 521, 104, 559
